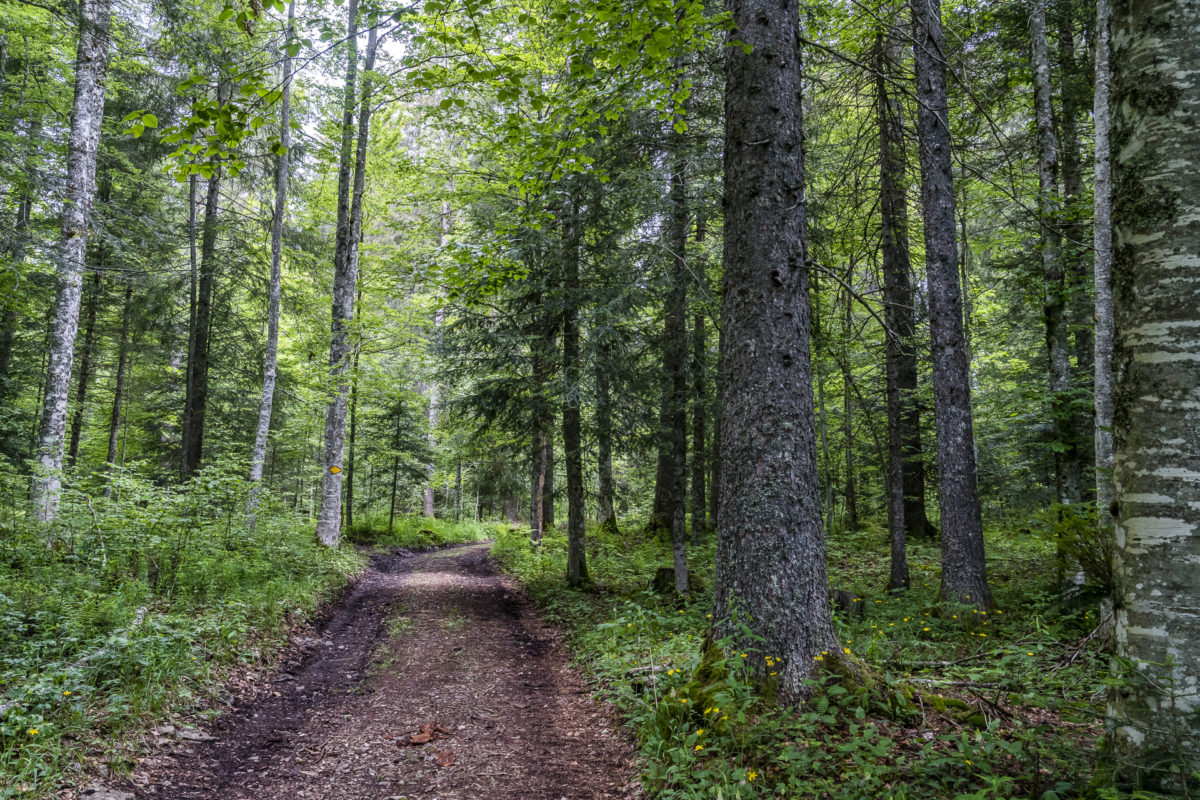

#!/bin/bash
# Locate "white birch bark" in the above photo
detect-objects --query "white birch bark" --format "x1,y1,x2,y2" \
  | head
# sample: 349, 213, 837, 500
247, 1, 295, 527
32, 0, 112, 522
1108, 0, 1200, 785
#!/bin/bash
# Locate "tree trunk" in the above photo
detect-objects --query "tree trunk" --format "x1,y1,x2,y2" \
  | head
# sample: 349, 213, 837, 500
664, 130, 690, 593
542, 420, 555, 526
841, 290, 858, 533
1057, 0, 1094, 478
530, 296, 551, 542
1093, 0, 1114, 523
690, 215, 708, 542
67, 270, 103, 470
709, 321, 722, 527
454, 460, 462, 522
595, 333, 618, 535
876, 27, 931, 543
346, 305, 361, 532
181, 170, 220, 482
317, 4, 372, 547
1031, 0, 1079, 505
1108, 0, 1200, 784
247, 0, 294, 526
103, 280, 132, 497
0, 117, 38, 456
562, 199, 587, 587
910, 0, 991, 607
32, 0, 112, 521
714, 0, 839, 702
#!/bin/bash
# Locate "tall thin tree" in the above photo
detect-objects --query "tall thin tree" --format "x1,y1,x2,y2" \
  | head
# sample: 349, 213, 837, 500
247, 0, 295, 527
32, 0, 112, 521
909, 0, 991, 607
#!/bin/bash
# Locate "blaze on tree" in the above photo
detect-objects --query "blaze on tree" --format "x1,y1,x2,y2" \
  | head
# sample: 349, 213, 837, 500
712, 0, 839, 703
1107, 0, 1200, 787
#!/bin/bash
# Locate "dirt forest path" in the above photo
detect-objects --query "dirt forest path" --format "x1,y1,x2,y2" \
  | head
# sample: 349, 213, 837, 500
121, 543, 641, 800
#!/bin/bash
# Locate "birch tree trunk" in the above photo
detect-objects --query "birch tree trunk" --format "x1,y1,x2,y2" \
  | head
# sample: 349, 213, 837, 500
910, 0, 991, 607
247, 0, 294, 526
1093, 0, 1114, 520
32, 0, 112, 521
316, 4, 372, 547
714, 0, 840, 702
1107, 0, 1200, 785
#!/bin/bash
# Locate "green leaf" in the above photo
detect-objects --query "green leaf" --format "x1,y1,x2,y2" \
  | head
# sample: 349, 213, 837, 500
141, 114, 158, 129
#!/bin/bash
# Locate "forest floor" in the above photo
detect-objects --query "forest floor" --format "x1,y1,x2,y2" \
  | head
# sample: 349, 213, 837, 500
105, 543, 641, 800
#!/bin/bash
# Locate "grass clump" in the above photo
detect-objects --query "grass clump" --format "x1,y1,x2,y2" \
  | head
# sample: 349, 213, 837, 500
346, 511, 506, 550
492, 519, 1119, 799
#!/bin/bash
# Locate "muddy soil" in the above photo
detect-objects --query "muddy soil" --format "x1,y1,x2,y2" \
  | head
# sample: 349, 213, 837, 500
119, 544, 640, 800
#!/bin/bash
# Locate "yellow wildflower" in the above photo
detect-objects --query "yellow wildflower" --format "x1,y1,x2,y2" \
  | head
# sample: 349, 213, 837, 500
747, 769, 758, 782
696, 728, 705, 736
694, 744, 703, 751
27, 728, 38, 736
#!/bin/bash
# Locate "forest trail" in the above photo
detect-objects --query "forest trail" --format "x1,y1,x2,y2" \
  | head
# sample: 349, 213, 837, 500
121, 544, 641, 800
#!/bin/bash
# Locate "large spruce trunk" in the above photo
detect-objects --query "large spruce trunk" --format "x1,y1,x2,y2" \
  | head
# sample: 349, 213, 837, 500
713, 0, 839, 702
909, 0, 991, 607
32, 0, 112, 520
1107, 0, 1200, 786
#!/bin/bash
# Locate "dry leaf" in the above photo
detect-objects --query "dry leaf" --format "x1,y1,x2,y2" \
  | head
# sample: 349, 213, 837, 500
436, 749, 456, 767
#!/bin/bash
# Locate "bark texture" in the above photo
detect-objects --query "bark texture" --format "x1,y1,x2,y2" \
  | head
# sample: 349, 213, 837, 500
713, 0, 839, 702
1093, 0, 1114, 520
317, 9, 375, 547
104, 280, 132, 496
665, 132, 690, 593
247, 0, 294, 526
876, 25, 914, 589
1031, 0, 1079, 505
562, 201, 587, 586
910, 0, 991, 607
181, 172, 220, 482
33, 0, 111, 520
595, 334, 618, 535
1107, 0, 1200, 786
876, 27, 931, 544
67, 270, 102, 469
690, 217, 708, 542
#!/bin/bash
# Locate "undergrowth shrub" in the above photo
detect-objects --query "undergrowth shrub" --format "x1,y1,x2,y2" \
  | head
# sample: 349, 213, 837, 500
0, 458, 363, 796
